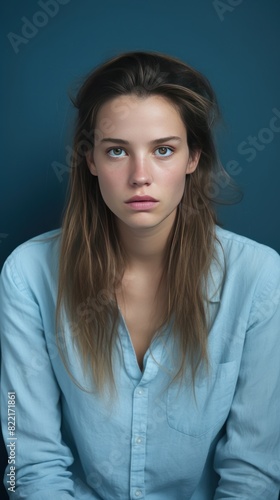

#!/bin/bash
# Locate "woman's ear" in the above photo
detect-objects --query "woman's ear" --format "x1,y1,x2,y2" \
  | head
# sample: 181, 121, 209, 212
86, 150, 98, 176
186, 149, 201, 174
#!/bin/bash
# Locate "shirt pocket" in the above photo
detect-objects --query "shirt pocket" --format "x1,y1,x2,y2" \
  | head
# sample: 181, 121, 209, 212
166, 360, 237, 437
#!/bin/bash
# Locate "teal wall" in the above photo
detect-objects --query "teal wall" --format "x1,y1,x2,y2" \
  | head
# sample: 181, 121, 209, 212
0, 1, 280, 495
1, 1, 280, 269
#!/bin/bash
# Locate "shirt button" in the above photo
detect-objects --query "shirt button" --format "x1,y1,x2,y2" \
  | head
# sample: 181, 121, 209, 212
135, 490, 142, 497
135, 436, 142, 444
137, 388, 143, 395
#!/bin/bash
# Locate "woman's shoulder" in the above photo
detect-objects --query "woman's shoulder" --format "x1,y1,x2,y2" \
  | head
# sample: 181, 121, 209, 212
3, 228, 61, 264
213, 225, 280, 297
215, 225, 280, 267
0, 229, 62, 291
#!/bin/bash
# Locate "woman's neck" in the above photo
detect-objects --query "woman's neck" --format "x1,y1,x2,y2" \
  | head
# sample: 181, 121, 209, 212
116, 214, 175, 272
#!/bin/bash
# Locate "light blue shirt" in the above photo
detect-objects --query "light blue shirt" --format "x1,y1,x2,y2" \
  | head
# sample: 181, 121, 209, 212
1, 226, 280, 499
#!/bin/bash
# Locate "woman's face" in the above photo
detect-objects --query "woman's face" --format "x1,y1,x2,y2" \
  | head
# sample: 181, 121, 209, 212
87, 94, 200, 234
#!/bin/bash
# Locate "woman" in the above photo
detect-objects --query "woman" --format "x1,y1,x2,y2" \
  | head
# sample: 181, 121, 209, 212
1, 51, 280, 499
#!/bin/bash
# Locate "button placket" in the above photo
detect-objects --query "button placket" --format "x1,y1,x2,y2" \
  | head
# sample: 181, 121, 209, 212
130, 386, 148, 499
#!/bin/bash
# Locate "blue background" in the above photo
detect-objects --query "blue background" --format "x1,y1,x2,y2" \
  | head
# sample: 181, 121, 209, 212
1, 1, 279, 497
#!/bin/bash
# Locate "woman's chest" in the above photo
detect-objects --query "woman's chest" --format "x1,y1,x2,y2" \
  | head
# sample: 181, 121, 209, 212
116, 275, 166, 369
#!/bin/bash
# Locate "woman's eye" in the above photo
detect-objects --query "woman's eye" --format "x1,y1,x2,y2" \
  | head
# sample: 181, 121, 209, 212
155, 147, 174, 157
107, 148, 126, 157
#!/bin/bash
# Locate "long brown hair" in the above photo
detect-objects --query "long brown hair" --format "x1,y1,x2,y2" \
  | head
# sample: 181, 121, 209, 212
56, 51, 234, 393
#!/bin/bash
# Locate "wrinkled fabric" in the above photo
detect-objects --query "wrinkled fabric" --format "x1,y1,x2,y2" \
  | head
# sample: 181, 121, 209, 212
0, 226, 280, 499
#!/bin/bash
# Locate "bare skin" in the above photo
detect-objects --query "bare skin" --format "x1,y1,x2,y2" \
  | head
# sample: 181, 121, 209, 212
116, 267, 166, 370
115, 212, 169, 370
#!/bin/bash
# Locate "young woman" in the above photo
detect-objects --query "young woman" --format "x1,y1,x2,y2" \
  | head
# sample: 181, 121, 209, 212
1, 51, 280, 499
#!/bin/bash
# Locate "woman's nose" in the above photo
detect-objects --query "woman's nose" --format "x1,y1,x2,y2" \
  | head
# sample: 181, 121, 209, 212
128, 156, 153, 186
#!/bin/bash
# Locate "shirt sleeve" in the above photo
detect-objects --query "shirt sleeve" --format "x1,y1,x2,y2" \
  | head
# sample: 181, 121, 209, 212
0, 255, 97, 500
213, 251, 280, 499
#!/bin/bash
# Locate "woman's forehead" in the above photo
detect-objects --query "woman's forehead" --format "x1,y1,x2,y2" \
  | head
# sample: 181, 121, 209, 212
95, 94, 186, 135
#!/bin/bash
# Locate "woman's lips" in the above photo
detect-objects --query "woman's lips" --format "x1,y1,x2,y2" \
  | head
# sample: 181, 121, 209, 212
125, 195, 159, 210
125, 200, 159, 210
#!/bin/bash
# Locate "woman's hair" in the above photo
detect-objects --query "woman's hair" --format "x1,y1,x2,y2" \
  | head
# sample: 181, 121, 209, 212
56, 50, 234, 393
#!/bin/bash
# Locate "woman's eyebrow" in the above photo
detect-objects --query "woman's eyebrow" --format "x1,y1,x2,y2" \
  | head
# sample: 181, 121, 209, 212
100, 138, 129, 144
149, 136, 182, 145
100, 136, 182, 145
